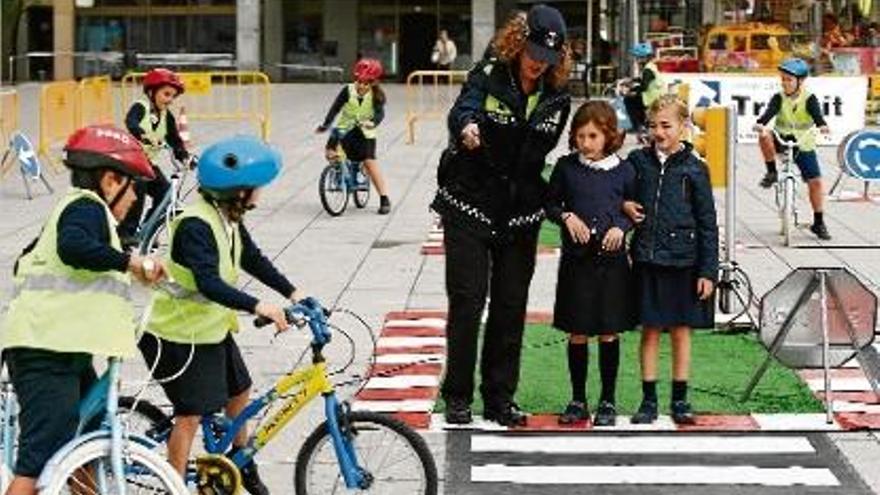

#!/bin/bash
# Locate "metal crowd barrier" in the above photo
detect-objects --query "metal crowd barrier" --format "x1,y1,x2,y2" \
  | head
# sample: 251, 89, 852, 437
405, 70, 468, 144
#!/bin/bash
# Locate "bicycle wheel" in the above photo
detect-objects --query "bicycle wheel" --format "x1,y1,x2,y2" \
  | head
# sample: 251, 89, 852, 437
782, 177, 795, 246
137, 218, 170, 256
319, 164, 348, 216
39, 437, 187, 495
118, 397, 173, 444
295, 411, 437, 495
353, 165, 371, 209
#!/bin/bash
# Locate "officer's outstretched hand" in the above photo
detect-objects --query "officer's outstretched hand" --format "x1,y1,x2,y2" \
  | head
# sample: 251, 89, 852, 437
255, 301, 290, 333
128, 255, 167, 285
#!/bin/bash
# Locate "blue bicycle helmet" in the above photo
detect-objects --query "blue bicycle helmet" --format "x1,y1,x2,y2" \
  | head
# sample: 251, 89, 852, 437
630, 42, 654, 58
778, 58, 809, 78
198, 136, 281, 196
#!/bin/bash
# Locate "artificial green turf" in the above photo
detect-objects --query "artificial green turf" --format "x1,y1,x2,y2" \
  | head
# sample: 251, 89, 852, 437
538, 220, 562, 249
436, 324, 823, 415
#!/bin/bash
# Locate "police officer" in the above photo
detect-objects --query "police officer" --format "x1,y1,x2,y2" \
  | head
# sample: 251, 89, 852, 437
432, 4, 572, 426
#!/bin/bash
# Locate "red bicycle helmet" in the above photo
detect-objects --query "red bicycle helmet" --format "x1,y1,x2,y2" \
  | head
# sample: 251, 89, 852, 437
143, 68, 185, 94
353, 58, 383, 82
63, 125, 155, 181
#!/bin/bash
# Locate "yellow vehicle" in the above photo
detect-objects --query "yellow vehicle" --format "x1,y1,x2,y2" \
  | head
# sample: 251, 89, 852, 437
702, 23, 791, 72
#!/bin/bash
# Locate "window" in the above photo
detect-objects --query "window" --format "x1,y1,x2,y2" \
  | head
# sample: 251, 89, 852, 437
708, 34, 727, 50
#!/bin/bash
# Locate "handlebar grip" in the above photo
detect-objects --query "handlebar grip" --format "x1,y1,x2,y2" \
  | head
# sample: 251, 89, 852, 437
253, 315, 272, 328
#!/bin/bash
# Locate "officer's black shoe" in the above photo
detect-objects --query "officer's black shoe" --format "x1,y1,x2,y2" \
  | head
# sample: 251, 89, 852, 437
484, 401, 528, 427
670, 400, 697, 425
630, 400, 658, 424
593, 401, 617, 427
444, 397, 472, 425
239, 460, 270, 495
759, 171, 778, 189
810, 222, 832, 240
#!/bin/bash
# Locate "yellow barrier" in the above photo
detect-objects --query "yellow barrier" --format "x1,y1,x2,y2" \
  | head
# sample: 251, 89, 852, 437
120, 71, 272, 141
78, 75, 114, 127
39, 81, 80, 171
869, 75, 880, 125
0, 89, 20, 177
405, 70, 468, 144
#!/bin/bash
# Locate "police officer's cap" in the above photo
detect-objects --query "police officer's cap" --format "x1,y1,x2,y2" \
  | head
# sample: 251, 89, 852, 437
525, 4, 566, 65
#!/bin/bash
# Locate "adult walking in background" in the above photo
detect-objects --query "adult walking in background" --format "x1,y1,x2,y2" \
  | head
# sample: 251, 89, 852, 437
432, 29, 458, 70
432, 4, 572, 427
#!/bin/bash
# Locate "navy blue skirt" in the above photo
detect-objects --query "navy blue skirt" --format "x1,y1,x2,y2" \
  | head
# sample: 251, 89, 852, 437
635, 263, 715, 329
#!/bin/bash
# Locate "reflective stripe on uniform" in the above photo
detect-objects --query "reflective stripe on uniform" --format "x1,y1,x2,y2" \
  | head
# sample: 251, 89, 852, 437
11, 273, 131, 300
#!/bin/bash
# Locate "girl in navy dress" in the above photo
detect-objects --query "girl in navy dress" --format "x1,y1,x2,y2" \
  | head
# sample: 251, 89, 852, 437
546, 101, 636, 427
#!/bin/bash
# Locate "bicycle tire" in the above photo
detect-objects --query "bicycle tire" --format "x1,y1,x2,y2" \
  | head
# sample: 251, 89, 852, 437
294, 411, 437, 495
39, 437, 187, 495
118, 397, 173, 444
319, 164, 348, 216
782, 177, 795, 246
353, 165, 371, 209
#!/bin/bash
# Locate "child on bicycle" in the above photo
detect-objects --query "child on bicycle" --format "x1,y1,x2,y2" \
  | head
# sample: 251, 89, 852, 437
754, 57, 832, 240
623, 42, 665, 135
546, 101, 635, 427
315, 58, 392, 215
120, 67, 192, 245
623, 95, 718, 425
140, 136, 302, 495
1, 125, 165, 495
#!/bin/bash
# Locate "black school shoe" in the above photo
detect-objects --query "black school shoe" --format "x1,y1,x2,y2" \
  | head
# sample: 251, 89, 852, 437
227, 446, 269, 495
630, 400, 658, 424
810, 222, 832, 240
378, 195, 391, 215
670, 400, 697, 425
484, 401, 528, 427
593, 401, 617, 427
444, 397, 473, 425
759, 171, 778, 189
558, 401, 589, 425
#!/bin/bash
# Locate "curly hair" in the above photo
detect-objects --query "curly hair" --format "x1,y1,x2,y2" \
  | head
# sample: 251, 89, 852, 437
491, 11, 573, 91
568, 101, 624, 155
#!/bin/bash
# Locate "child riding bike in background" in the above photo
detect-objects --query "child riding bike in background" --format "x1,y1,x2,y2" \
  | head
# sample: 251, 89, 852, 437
120, 67, 193, 245
754, 57, 832, 241
139, 136, 304, 495
1, 125, 165, 495
622, 42, 666, 136
316, 58, 393, 215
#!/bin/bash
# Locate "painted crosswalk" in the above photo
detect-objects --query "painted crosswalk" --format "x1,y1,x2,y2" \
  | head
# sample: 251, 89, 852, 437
445, 431, 873, 494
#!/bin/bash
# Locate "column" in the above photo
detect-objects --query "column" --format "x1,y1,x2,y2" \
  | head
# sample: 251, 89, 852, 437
53, 0, 74, 80
237, 0, 260, 70
263, 0, 283, 79
472, 0, 495, 62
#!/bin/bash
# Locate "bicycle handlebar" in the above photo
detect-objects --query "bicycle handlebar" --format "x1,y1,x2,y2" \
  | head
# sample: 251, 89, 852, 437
763, 126, 812, 149
253, 297, 333, 345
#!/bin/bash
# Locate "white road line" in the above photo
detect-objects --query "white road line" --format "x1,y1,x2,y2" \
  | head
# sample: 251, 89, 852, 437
752, 414, 842, 431
374, 353, 445, 364
363, 375, 440, 389
384, 318, 447, 329
376, 336, 447, 348
470, 435, 816, 454
471, 465, 840, 486
807, 377, 872, 392
351, 400, 434, 412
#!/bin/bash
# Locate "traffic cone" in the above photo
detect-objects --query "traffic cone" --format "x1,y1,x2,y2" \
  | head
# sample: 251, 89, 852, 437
177, 105, 192, 150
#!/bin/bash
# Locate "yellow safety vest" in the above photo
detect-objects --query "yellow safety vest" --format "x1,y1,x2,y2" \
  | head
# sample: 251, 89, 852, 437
484, 92, 541, 121
2, 189, 137, 357
146, 197, 242, 344
135, 97, 169, 162
336, 83, 377, 139
775, 90, 816, 151
641, 61, 666, 107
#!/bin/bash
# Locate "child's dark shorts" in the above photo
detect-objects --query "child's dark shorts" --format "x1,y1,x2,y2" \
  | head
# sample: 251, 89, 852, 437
773, 136, 821, 181
139, 332, 252, 416
327, 127, 376, 162
4, 347, 97, 477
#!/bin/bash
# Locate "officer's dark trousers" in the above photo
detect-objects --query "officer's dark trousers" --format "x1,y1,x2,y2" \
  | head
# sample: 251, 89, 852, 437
440, 221, 539, 409
118, 164, 170, 239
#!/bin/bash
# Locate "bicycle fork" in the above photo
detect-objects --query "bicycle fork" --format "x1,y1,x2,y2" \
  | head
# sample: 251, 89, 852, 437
323, 394, 369, 489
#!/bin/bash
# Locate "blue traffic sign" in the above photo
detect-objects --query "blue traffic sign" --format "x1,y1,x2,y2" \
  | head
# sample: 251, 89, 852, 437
10, 132, 41, 178
842, 130, 880, 181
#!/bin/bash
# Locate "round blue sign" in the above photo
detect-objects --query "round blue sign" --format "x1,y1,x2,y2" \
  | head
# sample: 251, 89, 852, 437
843, 130, 880, 181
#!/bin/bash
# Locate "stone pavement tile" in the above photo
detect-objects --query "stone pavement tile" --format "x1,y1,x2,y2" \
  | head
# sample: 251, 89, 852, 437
828, 432, 880, 494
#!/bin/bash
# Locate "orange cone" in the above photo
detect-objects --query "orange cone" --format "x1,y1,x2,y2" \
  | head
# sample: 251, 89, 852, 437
177, 105, 192, 150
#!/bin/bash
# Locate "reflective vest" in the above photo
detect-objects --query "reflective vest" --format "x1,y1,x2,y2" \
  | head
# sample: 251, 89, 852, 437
484, 92, 541, 122
147, 197, 242, 344
335, 84, 377, 139
2, 189, 136, 357
775, 90, 816, 151
641, 61, 666, 107
135, 97, 169, 162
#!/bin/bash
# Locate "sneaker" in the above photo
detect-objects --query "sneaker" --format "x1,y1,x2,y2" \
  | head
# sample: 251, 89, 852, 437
630, 400, 658, 424
239, 460, 270, 495
444, 397, 473, 425
557, 401, 589, 425
378, 196, 391, 215
810, 222, 832, 240
670, 400, 696, 425
484, 401, 528, 427
593, 400, 617, 427
759, 171, 778, 189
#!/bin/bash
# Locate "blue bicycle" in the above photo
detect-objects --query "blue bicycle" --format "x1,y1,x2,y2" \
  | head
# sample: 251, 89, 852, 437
121, 298, 437, 494
318, 129, 371, 216
0, 358, 187, 494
